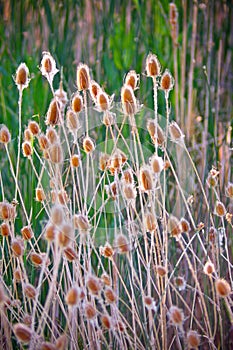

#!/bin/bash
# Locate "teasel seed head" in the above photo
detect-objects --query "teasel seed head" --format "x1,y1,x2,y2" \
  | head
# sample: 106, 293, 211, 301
122, 168, 134, 184
145, 53, 161, 77
86, 275, 101, 296
169, 121, 184, 142
22, 141, 33, 157
147, 119, 165, 146
74, 214, 90, 232
44, 224, 57, 242
15, 63, 30, 90
125, 70, 139, 90
24, 128, 32, 142
144, 295, 156, 310
41, 342, 57, 350
65, 286, 79, 306
66, 108, 80, 132
71, 92, 83, 113
1, 222, 11, 237
203, 260, 215, 276
24, 283, 37, 299
150, 154, 164, 173
100, 242, 114, 258
174, 276, 186, 291
0, 125, 11, 144
97, 89, 112, 111
13, 323, 32, 344
215, 278, 231, 298
46, 99, 61, 126
115, 234, 130, 254
36, 187, 46, 202
0, 202, 16, 220
121, 85, 137, 116
83, 136, 95, 153
48, 143, 63, 164
76, 63, 90, 91
168, 215, 182, 238
186, 330, 200, 349
70, 154, 80, 168
30, 252, 43, 267
40, 51, 58, 82
144, 212, 156, 232
51, 205, 64, 226
226, 182, 233, 198
38, 134, 50, 150
21, 225, 33, 240
155, 265, 167, 277
58, 223, 73, 248
89, 80, 101, 102
84, 302, 97, 320
101, 273, 112, 286
102, 110, 115, 126
214, 200, 226, 217
28, 120, 40, 136
101, 314, 112, 329
180, 218, 190, 233
169, 306, 184, 328
63, 246, 78, 261
46, 126, 59, 144
55, 334, 67, 350
139, 166, 153, 192
99, 153, 110, 171
58, 190, 69, 205
122, 183, 137, 202
160, 69, 174, 92
104, 287, 117, 304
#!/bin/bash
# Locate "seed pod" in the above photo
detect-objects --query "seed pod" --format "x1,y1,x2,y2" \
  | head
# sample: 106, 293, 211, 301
97, 90, 111, 111
41, 342, 57, 350
58, 190, 69, 205
121, 85, 137, 116
139, 166, 153, 192
102, 110, 115, 126
169, 121, 184, 141
46, 127, 59, 144
0, 125, 11, 144
15, 63, 30, 90
160, 69, 174, 92
145, 53, 161, 77
122, 169, 134, 184
55, 82, 68, 113
169, 306, 184, 327
145, 212, 156, 232
66, 109, 79, 133
13, 268, 22, 283
99, 153, 110, 171
115, 234, 130, 254
63, 246, 78, 261
83, 136, 95, 153
180, 218, 190, 233
74, 214, 90, 232
215, 278, 231, 298
104, 287, 116, 304
186, 330, 200, 349
101, 273, 111, 286
203, 261, 215, 276
109, 149, 127, 173
155, 265, 167, 277
125, 70, 139, 90
84, 302, 96, 320
22, 141, 32, 157
58, 223, 73, 248
89, 80, 101, 102
44, 224, 57, 242
51, 205, 64, 225
206, 173, 218, 188
214, 200, 226, 217
0, 202, 15, 220
100, 243, 114, 258
55, 334, 67, 350
76, 63, 90, 91
168, 215, 182, 238
30, 252, 43, 267
105, 181, 118, 200
36, 187, 46, 202
114, 321, 125, 332
65, 286, 79, 306
71, 92, 83, 113
48, 143, 63, 164
0, 222, 11, 237
174, 276, 186, 291
122, 183, 137, 201
151, 155, 164, 174
101, 315, 111, 329
21, 226, 33, 240
24, 283, 36, 299
226, 182, 233, 198
86, 275, 101, 296
14, 323, 32, 344
38, 134, 50, 150
40, 51, 58, 81
70, 154, 80, 168
46, 99, 61, 126
208, 226, 217, 244
147, 119, 165, 146
28, 121, 40, 135
144, 296, 156, 310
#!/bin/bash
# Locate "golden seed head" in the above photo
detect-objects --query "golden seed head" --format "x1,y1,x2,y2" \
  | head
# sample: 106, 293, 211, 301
169, 121, 184, 141
146, 53, 161, 77
99, 153, 110, 171
14, 268, 22, 283
71, 154, 80, 168
151, 155, 164, 173
74, 214, 90, 231
30, 252, 43, 267
0, 125, 11, 144
169, 306, 184, 327
46, 99, 61, 126
147, 119, 165, 146
86, 275, 101, 295
144, 296, 156, 310
102, 110, 115, 126
71, 92, 83, 113
76, 63, 90, 91
22, 141, 33, 157
168, 215, 182, 238
83, 136, 95, 153
63, 246, 78, 261
160, 69, 174, 92
139, 166, 153, 192
0, 202, 16, 220
41, 342, 57, 350
24, 128, 32, 142
28, 121, 40, 135
38, 134, 50, 150
13, 323, 32, 343
105, 181, 118, 200
84, 302, 97, 319
97, 90, 111, 111
226, 182, 233, 198
46, 126, 59, 144
51, 205, 64, 226
203, 261, 215, 276
125, 70, 139, 90
121, 85, 137, 116
24, 283, 37, 299
214, 200, 226, 217
101, 273, 112, 286
58, 190, 69, 205
145, 212, 156, 232
115, 234, 130, 254
180, 218, 190, 233
66, 108, 79, 132
44, 224, 57, 242
89, 80, 101, 102
104, 287, 117, 304
122, 183, 137, 201
208, 226, 217, 244
215, 278, 231, 298
155, 265, 167, 277
58, 223, 73, 248
187, 330, 200, 349
54, 82, 68, 110
122, 168, 134, 184
101, 314, 111, 329
100, 242, 114, 258
21, 225, 33, 240
114, 320, 125, 332
40, 51, 58, 81
48, 143, 63, 163
206, 173, 218, 188
108, 149, 127, 173
0, 222, 11, 237
15, 63, 30, 89
65, 286, 79, 306
36, 187, 46, 202
174, 276, 186, 291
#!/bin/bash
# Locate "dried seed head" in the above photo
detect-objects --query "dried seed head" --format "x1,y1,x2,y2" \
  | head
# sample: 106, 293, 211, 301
139, 166, 153, 192
48, 143, 63, 163
155, 265, 167, 277
114, 320, 125, 332
0, 125, 11, 144
54, 82, 68, 112
58, 223, 73, 248
169, 306, 184, 327
203, 261, 215, 276
186, 330, 200, 349
66, 109, 80, 132
28, 121, 40, 135
22, 141, 32, 157
24, 283, 36, 299
58, 190, 69, 205
70, 154, 80, 168
15, 63, 30, 90
65, 286, 79, 306
101, 273, 111, 286
36, 187, 46, 202
169, 3, 178, 24
89, 80, 101, 102
14, 268, 22, 283
145, 212, 156, 232
84, 302, 96, 320
1, 222, 11, 237
14, 323, 32, 344
105, 181, 118, 200
100, 242, 114, 258
174, 276, 186, 291
208, 226, 217, 244
41, 342, 57, 350
40, 52, 58, 81
24, 128, 32, 142
83, 136, 95, 153
214, 201, 226, 217
160, 69, 174, 92
44, 224, 57, 242
38, 134, 50, 150
97, 90, 111, 111
121, 85, 137, 116
76, 63, 90, 91
147, 119, 165, 146
206, 173, 218, 188
30, 252, 43, 267
169, 121, 184, 141
46, 99, 61, 126
21, 226, 33, 240
86, 275, 101, 296
146, 53, 161, 77
104, 287, 117, 304
168, 215, 182, 238
151, 155, 164, 173
101, 315, 111, 329
115, 234, 130, 254
74, 214, 90, 232
122, 169, 134, 184
0, 202, 16, 220
102, 110, 115, 126
122, 183, 137, 202
125, 70, 139, 90
215, 278, 231, 298
63, 246, 78, 261
51, 205, 64, 226
108, 149, 127, 173
71, 92, 83, 113
180, 218, 190, 233
99, 153, 110, 171
46, 127, 59, 144
226, 182, 233, 198
144, 296, 156, 310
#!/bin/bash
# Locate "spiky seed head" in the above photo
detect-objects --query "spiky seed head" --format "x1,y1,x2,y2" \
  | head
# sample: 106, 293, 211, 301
46, 126, 58, 144
44, 224, 57, 242
84, 302, 96, 319
58, 223, 73, 248
151, 155, 164, 173
28, 121, 40, 135
125, 70, 139, 90
58, 190, 69, 205
180, 218, 190, 233
145, 212, 156, 232
99, 153, 110, 171
30, 252, 43, 267
36, 187, 46, 202
24, 283, 36, 299
51, 205, 64, 225
104, 287, 117, 304
101, 273, 112, 286
160, 69, 174, 92
206, 173, 218, 188
226, 182, 233, 198
169, 121, 184, 141
71, 92, 83, 113
55, 334, 67, 350
187, 330, 200, 349
22, 141, 32, 157
46, 99, 61, 126
76, 63, 90, 91
121, 85, 137, 116
168, 215, 182, 238
122, 183, 137, 201
15, 63, 30, 90
203, 261, 215, 276
115, 234, 130, 254
38, 134, 49, 150
0, 202, 16, 220
215, 278, 231, 298
71, 154, 80, 168
13, 323, 32, 344
174, 276, 186, 291
0, 125, 11, 144
101, 315, 111, 329
169, 306, 184, 327
83, 136, 95, 153
208, 226, 217, 244
147, 119, 165, 146
89, 80, 101, 102
102, 110, 115, 126
24, 128, 32, 142
156, 265, 167, 277
63, 246, 78, 261
48, 143, 63, 164
100, 242, 114, 258
97, 90, 111, 111
146, 53, 161, 77
14, 269, 22, 283
86, 275, 101, 296
74, 214, 90, 231
66, 109, 79, 132
65, 286, 79, 306
139, 166, 153, 192
214, 200, 226, 217
122, 169, 134, 184
1, 222, 11, 237
40, 52, 58, 81
41, 342, 57, 350
21, 226, 33, 240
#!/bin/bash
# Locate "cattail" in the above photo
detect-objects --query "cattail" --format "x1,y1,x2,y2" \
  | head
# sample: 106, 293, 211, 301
174, 276, 186, 291
115, 234, 130, 254
101, 315, 111, 329
21, 226, 33, 240
169, 306, 184, 328
24, 128, 32, 142
145, 212, 156, 232
83, 136, 95, 153
41, 342, 57, 350
104, 287, 117, 304
100, 242, 114, 258
63, 246, 78, 261
97, 90, 111, 111
0, 125, 11, 144
89, 80, 101, 102
22, 141, 32, 157
30, 252, 43, 267
168, 215, 182, 238
215, 278, 231, 298
48, 143, 63, 163
0, 222, 11, 237
0, 202, 16, 220
24, 283, 36, 299
84, 302, 96, 320
214, 200, 226, 217
51, 205, 64, 226
226, 182, 233, 198
44, 224, 57, 242
70, 154, 80, 168
86, 275, 101, 296
46, 127, 58, 144
101, 273, 111, 286
147, 119, 165, 146
66, 109, 79, 132
15, 63, 30, 90
203, 261, 215, 276
180, 218, 190, 233
99, 153, 110, 171
169, 121, 184, 141
155, 265, 167, 277
145, 53, 161, 77
13, 323, 32, 343
121, 85, 137, 116
76, 63, 90, 91
71, 92, 83, 113
58, 223, 73, 248
36, 187, 46, 202
14, 268, 22, 283
125, 70, 139, 90
40, 51, 58, 81
160, 69, 174, 92
122, 169, 134, 184
58, 190, 69, 205
38, 134, 50, 150
74, 214, 90, 232
65, 286, 79, 306
186, 330, 200, 349
46, 99, 61, 126
28, 121, 40, 136
139, 166, 153, 192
